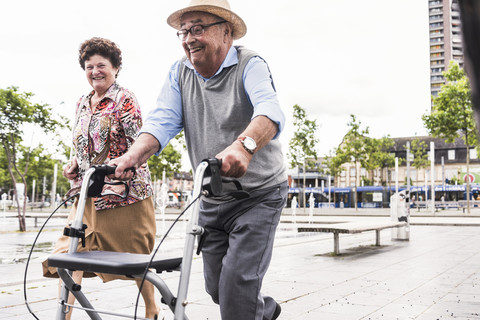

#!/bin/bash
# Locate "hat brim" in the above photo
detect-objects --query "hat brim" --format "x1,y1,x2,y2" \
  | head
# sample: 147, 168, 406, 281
167, 5, 247, 40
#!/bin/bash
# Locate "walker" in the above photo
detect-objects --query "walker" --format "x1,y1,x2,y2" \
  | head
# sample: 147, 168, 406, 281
46, 158, 225, 320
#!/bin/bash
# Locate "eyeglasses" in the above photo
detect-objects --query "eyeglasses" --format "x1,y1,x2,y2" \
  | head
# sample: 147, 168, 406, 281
177, 21, 227, 41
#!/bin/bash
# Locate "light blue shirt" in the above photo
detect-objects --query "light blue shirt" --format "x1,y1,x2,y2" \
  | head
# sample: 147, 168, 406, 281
140, 46, 285, 153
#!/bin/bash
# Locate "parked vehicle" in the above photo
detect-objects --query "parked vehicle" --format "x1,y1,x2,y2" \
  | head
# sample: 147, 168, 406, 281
287, 184, 480, 208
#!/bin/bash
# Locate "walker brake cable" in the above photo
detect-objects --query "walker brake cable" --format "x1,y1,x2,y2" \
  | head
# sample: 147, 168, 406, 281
134, 158, 229, 320
24, 194, 77, 320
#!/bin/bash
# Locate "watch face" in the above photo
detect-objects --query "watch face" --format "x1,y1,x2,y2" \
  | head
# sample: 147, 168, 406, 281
243, 137, 256, 150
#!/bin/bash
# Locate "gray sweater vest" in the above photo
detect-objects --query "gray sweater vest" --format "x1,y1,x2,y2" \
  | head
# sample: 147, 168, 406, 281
178, 46, 287, 193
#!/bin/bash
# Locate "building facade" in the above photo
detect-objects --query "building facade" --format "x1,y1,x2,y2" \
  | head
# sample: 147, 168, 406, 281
429, 0, 463, 98
335, 136, 480, 188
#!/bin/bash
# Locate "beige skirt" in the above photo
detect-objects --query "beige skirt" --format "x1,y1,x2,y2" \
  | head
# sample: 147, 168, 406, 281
42, 197, 155, 282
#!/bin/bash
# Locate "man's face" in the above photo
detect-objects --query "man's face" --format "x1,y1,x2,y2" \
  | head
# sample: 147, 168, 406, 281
179, 11, 230, 77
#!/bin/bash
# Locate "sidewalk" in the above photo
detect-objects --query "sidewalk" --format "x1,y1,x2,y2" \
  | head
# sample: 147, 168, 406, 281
1, 208, 480, 319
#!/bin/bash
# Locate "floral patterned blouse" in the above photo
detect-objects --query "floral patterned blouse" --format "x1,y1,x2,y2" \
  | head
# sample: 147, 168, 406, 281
68, 82, 153, 210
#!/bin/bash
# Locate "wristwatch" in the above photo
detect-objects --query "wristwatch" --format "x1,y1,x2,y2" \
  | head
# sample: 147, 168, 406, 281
238, 136, 257, 154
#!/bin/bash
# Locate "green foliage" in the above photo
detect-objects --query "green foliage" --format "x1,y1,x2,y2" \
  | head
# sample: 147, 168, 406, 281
361, 177, 372, 186
327, 115, 396, 190
409, 138, 429, 170
0, 147, 10, 192
332, 115, 371, 208
447, 176, 462, 185
147, 133, 184, 179
323, 148, 347, 178
422, 61, 477, 146
335, 114, 370, 169
0, 86, 68, 231
18, 144, 70, 199
404, 177, 413, 185
365, 135, 395, 171
422, 62, 475, 211
0, 86, 66, 136
288, 104, 319, 169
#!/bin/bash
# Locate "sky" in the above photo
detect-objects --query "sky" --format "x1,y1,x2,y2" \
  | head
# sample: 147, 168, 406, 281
0, 0, 431, 170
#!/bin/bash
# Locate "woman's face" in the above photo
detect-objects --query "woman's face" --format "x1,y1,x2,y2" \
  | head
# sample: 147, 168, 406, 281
84, 54, 118, 95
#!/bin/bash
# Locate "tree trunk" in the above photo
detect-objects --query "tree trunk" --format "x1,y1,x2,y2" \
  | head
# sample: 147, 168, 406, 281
3, 137, 27, 231
9, 174, 26, 231
15, 194, 26, 231
466, 142, 471, 214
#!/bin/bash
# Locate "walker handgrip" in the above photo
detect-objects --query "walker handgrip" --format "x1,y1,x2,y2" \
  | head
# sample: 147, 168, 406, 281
105, 165, 117, 175
93, 164, 136, 176
202, 158, 223, 197
87, 165, 134, 198
93, 164, 117, 176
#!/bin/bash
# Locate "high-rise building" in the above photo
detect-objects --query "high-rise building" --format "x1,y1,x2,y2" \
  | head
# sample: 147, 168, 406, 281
429, 0, 463, 99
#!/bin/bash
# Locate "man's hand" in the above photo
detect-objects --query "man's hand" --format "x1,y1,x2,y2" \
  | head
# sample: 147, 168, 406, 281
216, 140, 252, 178
108, 133, 161, 180
108, 153, 138, 181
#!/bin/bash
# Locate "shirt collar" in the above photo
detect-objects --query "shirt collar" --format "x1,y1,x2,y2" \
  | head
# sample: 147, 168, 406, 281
86, 82, 120, 103
183, 46, 238, 80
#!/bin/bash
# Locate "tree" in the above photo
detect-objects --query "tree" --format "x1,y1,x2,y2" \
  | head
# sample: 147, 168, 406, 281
323, 149, 347, 187
335, 115, 370, 209
422, 61, 476, 213
409, 138, 429, 186
147, 143, 183, 179
19, 144, 70, 200
0, 147, 10, 192
147, 131, 185, 180
363, 136, 395, 186
323, 149, 348, 204
0, 86, 66, 231
287, 104, 319, 208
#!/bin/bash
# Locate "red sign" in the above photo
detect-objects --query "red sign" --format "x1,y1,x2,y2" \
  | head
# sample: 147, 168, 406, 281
464, 174, 475, 183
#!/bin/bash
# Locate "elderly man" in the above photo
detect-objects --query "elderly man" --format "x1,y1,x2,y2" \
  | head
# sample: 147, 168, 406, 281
112, 0, 287, 319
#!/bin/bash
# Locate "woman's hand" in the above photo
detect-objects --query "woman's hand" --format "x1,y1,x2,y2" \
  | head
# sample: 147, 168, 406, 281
63, 157, 79, 180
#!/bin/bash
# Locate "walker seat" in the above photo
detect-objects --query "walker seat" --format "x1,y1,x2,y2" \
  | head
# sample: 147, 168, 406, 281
48, 251, 182, 276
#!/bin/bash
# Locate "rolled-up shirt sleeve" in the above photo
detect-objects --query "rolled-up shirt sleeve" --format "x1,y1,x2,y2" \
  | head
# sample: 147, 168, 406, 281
243, 57, 285, 139
139, 61, 184, 155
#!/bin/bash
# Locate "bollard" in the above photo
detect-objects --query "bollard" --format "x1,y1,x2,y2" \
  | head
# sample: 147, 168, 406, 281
390, 190, 410, 240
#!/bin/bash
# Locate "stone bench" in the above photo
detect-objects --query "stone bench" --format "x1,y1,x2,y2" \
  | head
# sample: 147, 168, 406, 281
298, 221, 407, 255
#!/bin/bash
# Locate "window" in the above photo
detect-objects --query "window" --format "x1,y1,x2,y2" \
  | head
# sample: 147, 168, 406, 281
470, 148, 477, 159
350, 167, 356, 177
360, 168, 366, 176
410, 169, 417, 181
445, 169, 457, 180
448, 149, 455, 160
391, 171, 397, 181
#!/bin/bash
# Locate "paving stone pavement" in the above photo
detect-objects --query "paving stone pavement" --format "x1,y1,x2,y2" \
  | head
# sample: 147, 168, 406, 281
1, 208, 480, 319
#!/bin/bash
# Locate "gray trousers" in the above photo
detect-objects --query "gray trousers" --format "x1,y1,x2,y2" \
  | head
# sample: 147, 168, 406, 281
198, 182, 288, 320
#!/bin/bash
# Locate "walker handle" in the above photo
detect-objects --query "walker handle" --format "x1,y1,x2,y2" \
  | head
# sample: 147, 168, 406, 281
201, 158, 249, 199
87, 165, 135, 198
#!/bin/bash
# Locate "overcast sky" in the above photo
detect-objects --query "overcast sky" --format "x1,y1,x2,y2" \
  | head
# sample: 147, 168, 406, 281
1, 0, 431, 170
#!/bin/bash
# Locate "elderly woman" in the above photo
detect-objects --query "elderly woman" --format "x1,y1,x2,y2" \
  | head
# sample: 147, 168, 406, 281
42, 37, 162, 319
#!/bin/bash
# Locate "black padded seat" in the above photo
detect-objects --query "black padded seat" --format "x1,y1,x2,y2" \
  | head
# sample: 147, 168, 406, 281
48, 251, 182, 276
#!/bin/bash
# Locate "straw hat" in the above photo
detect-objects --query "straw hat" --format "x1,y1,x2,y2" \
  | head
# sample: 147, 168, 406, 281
167, 0, 247, 40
